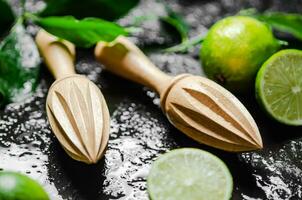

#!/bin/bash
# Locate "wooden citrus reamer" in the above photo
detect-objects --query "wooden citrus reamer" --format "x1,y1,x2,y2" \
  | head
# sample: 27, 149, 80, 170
95, 36, 263, 152
36, 30, 110, 164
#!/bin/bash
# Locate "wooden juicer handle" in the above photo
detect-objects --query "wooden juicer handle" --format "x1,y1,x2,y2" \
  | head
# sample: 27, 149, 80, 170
95, 36, 173, 95
36, 30, 76, 80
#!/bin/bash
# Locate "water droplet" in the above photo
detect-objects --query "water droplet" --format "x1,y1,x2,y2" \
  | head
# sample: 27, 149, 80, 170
291, 86, 301, 94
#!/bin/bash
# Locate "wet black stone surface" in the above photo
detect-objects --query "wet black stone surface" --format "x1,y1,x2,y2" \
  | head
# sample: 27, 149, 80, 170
1, 0, 302, 199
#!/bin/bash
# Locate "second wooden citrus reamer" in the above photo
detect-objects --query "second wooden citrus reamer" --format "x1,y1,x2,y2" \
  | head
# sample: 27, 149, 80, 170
95, 36, 263, 152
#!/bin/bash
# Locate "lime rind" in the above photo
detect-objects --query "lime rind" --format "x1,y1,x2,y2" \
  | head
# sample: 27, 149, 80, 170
256, 49, 302, 126
0, 171, 49, 200
147, 148, 233, 200
201, 16, 280, 92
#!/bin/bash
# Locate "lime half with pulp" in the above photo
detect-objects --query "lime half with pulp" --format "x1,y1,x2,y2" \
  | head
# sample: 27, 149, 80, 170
147, 148, 233, 200
256, 49, 302, 125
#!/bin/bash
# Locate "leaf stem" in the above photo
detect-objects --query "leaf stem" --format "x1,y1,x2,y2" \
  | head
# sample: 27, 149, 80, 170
164, 34, 205, 53
278, 39, 288, 46
23, 12, 39, 23
20, 0, 26, 15
125, 26, 142, 34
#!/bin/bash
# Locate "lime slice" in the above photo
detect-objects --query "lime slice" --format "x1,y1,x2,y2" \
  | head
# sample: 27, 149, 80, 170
256, 49, 302, 125
147, 148, 233, 200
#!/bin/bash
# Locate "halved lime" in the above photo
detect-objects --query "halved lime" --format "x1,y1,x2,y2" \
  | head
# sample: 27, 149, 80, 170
147, 148, 233, 200
256, 49, 302, 125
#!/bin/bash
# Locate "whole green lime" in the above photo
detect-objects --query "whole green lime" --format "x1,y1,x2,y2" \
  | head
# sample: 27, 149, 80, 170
201, 16, 280, 92
0, 171, 49, 200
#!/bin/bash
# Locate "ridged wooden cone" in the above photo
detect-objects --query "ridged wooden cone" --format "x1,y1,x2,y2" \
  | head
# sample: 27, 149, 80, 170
94, 36, 263, 152
36, 30, 110, 164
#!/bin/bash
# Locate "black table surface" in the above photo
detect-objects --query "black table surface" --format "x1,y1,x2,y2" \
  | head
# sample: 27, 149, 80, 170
1, 0, 302, 199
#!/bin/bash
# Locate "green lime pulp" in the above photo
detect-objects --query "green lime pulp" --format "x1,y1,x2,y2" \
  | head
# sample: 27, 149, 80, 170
201, 16, 280, 93
256, 49, 302, 125
147, 148, 233, 200
0, 171, 49, 200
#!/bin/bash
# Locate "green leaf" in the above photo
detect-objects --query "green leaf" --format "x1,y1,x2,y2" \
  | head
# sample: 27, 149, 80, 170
0, 21, 40, 106
160, 4, 189, 42
127, 2, 189, 43
41, 0, 139, 20
239, 9, 302, 41
0, 0, 15, 37
256, 12, 302, 40
32, 15, 128, 48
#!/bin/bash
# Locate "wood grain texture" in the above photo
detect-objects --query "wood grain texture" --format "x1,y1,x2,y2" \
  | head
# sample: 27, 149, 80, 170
35, 30, 76, 80
36, 30, 110, 164
47, 75, 109, 163
95, 36, 262, 152
162, 75, 262, 151
94, 36, 172, 94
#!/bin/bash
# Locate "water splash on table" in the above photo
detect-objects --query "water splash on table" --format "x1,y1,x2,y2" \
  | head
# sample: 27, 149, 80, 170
103, 100, 178, 199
